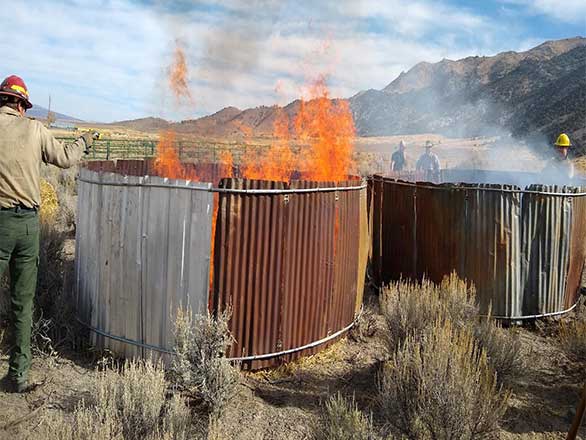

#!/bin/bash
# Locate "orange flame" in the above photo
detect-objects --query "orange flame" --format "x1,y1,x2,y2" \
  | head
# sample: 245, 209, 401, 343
295, 76, 355, 181
153, 131, 193, 179
169, 43, 193, 105
240, 107, 295, 181
239, 76, 355, 182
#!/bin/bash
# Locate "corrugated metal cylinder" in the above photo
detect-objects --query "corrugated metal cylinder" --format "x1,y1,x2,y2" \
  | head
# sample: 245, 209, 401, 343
371, 178, 586, 319
213, 178, 368, 369
75, 168, 213, 360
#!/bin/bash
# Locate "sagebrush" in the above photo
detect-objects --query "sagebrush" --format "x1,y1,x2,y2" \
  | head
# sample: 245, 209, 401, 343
45, 359, 193, 440
314, 393, 379, 440
474, 315, 524, 382
170, 309, 239, 419
380, 273, 523, 382
379, 273, 477, 349
559, 318, 586, 361
378, 320, 510, 439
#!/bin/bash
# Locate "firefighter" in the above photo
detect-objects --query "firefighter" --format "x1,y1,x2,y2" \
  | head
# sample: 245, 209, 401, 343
542, 133, 575, 181
0, 75, 97, 393
391, 140, 407, 173
416, 140, 441, 181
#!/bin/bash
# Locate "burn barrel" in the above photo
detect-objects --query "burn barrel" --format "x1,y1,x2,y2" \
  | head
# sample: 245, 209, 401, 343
74, 165, 213, 359
75, 160, 369, 367
370, 173, 586, 320
212, 178, 369, 369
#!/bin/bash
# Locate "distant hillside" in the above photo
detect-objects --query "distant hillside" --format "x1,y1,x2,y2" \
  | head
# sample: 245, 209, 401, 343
350, 36, 586, 152
28, 105, 81, 122
112, 37, 586, 153
171, 103, 302, 137
111, 117, 170, 131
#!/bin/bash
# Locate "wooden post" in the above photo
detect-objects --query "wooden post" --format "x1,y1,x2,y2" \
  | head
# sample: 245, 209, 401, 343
567, 383, 586, 440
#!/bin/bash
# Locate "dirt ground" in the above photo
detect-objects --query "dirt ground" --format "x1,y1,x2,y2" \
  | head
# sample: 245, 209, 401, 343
1, 298, 584, 439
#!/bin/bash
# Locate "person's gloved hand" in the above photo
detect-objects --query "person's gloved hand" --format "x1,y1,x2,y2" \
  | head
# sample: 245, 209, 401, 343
80, 131, 100, 154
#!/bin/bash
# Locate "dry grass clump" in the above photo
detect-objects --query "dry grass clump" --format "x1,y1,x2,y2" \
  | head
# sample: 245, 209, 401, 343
46, 360, 192, 440
378, 320, 510, 439
41, 165, 79, 232
379, 273, 477, 349
27, 168, 82, 355
474, 316, 524, 382
314, 393, 379, 440
349, 307, 379, 342
559, 319, 586, 361
170, 309, 239, 419
33, 219, 83, 354
380, 273, 523, 383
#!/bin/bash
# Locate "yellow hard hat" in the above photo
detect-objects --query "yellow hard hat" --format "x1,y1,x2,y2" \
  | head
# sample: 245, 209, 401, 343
554, 133, 571, 148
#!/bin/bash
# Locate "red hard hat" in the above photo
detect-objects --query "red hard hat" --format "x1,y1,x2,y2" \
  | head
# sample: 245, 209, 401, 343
0, 75, 33, 109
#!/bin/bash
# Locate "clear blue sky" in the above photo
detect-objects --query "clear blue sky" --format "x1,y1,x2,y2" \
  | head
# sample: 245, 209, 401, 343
1, 0, 584, 122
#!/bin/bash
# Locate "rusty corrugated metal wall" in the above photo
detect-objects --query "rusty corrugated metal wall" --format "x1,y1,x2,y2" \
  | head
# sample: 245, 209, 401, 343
213, 178, 367, 369
371, 177, 586, 319
83, 159, 236, 186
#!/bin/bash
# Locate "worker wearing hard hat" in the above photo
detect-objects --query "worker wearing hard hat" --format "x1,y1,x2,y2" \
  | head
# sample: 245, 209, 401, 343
391, 140, 407, 173
542, 133, 574, 182
416, 140, 441, 181
0, 75, 99, 393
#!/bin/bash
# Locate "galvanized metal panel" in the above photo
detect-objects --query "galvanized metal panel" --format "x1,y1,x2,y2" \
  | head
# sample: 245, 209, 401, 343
118, 174, 143, 359
521, 185, 574, 316
356, 184, 369, 313
461, 184, 521, 318
75, 169, 213, 359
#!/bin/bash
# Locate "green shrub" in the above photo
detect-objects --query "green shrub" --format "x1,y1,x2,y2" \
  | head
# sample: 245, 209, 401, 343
379, 273, 476, 350
378, 320, 510, 440
46, 360, 192, 440
314, 393, 379, 440
170, 309, 239, 419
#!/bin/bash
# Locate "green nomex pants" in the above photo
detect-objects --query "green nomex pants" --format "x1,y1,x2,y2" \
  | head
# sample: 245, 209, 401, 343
0, 209, 39, 385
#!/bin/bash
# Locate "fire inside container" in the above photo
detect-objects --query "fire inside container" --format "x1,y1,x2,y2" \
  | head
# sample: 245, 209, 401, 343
213, 177, 368, 369
75, 160, 368, 368
370, 170, 586, 320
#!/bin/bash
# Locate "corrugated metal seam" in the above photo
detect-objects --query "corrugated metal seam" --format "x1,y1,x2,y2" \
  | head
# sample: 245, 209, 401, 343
369, 177, 586, 196
78, 174, 366, 194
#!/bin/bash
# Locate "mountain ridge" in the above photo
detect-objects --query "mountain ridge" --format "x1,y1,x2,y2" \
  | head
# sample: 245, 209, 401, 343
110, 36, 586, 151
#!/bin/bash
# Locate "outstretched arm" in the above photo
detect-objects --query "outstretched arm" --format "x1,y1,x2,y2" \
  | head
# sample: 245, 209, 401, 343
38, 123, 90, 169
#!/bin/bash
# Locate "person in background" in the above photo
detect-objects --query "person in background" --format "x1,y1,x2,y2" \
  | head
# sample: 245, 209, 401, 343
0, 75, 98, 393
391, 140, 407, 173
416, 140, 441, 181
542, 133, 574, 182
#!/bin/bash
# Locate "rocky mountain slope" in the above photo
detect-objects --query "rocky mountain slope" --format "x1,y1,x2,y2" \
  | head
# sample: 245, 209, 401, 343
351, 37, 586, 151
112, 37, 586, 152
